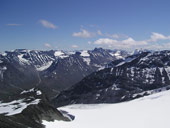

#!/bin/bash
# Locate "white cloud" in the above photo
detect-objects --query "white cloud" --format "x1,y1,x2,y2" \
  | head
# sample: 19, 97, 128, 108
72, 29, 95, 38
148, 32, 169, 42
105, 33, 128, 39
44, 43, 51, 48
39, 20, 58, 29
122, 38, 147, 46
6, 24, 22, 26
94, 38, 117, 45
94, 37, 147, 48
106, 34, 120, 39
144, 42, 170, 50
94, 37, 148, 49
93, 32, 170, 50
72, 45, 78, 48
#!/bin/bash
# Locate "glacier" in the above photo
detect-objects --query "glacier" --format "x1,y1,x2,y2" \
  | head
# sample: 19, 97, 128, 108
43, 89, 170, 128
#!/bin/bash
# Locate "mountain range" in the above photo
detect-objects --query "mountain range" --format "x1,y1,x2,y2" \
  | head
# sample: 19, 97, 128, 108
0, 48, 128, 101
1, 48, 170, 128
53, 50, 170, 107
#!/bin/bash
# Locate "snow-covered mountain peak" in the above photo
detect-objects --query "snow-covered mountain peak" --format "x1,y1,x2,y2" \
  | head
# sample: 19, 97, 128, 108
130, 49, 152, 55
80, 50, 90, 57
54, 51, 69, 59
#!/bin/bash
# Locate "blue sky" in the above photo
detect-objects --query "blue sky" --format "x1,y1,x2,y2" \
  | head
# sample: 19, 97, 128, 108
1, 0, 170, 51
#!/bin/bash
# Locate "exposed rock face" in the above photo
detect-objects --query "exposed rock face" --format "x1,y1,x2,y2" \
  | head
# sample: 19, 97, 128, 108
0, 48, 128, 100
0, 88, 73, 128
53, 51, 170, 107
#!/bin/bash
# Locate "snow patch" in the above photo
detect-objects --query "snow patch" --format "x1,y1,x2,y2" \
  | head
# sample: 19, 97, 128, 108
20, 88, 35, 94
110, 51, 123, 59
83, 58, 91, 65
97, 65, 105, 71
18, 54, 30, 65
165, 67, 170, 80
2, 52, 7, 56
36, 90, 42, 95
54, 51, 69, 59
80, 51, 90, 57
96, 94, 100, 97
0, 66, 7, 80
54, 51, 64, 56
20, 88, 42, 96
116, 57, 136, 67
36, 61, 53, 71
111, 84, 120, 90
68, 51, 75, 55
93, 64, 102, 68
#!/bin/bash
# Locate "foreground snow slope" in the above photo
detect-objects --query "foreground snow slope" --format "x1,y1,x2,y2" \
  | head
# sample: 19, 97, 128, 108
43, 90, 170, 128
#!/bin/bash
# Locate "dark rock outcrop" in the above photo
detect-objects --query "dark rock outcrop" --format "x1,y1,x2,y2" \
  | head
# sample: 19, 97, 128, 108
0, 88, 73, 128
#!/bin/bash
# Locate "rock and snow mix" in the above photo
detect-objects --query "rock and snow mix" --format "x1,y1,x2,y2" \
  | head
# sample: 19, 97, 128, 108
36, 61, 53, 71
116, 56, 136, 67
83, 58, 91, 65
18, 54, 30, 65
0, 99, 40, 116
0, 66, 7, 80
43, 90, 170, 128
80, 51, 91, 65
20, 88, 35, 94
20, 88, 42, 96
110, 51, 123, 59
1, 52, 7, 56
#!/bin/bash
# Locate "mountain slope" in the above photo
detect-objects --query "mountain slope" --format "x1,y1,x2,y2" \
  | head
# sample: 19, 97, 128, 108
40, 48, 128, 92
0, 48, 128, 100
53, 50, 170, 107
0, 88, 73, 128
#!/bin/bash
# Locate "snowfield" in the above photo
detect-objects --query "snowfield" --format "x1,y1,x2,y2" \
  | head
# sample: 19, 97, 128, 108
43, 90, 170, 128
